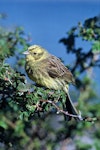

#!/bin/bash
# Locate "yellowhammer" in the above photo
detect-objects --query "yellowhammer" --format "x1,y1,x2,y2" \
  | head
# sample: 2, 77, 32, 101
23, 45, 81, 120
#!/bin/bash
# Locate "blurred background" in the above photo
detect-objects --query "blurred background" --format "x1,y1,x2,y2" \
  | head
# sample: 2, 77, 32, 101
0, 0, 100, 150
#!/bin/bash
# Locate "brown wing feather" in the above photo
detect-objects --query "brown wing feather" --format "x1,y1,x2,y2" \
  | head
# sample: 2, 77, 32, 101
42, 55, 75, 84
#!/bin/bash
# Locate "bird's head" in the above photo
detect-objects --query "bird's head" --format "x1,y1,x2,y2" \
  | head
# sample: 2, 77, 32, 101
23, 45, 49, 62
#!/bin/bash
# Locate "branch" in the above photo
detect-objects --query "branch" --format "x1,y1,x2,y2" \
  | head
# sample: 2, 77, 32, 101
40, 99, 83, 120
39, 99, 97, 122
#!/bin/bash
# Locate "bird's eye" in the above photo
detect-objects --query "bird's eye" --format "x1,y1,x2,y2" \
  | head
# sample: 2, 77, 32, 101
33, 52, 37, 55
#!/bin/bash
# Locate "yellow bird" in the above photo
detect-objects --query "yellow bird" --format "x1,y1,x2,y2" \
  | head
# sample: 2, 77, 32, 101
23, 45, 80, 120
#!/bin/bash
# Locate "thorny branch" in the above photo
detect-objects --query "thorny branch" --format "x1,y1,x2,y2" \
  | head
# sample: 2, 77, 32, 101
39, 99, 97, 122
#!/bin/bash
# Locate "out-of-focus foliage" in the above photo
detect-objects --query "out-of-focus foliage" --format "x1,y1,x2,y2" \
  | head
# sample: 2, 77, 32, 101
0, 13, 100, 150
59, 16, 100, 149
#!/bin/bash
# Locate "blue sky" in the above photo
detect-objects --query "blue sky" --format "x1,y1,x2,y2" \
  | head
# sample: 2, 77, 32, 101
0, 0, 100, 57
0, 0, 100, 93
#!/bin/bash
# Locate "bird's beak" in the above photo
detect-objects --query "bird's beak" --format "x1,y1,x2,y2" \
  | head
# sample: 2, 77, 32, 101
23, 50, 30, 55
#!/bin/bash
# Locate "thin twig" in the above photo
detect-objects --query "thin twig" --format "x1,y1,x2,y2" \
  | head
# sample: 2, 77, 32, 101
39, 99, 97, 122
40, 99, 83, 120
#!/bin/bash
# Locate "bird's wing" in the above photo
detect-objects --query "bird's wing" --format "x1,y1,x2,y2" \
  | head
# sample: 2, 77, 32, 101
43, 55, 75, 84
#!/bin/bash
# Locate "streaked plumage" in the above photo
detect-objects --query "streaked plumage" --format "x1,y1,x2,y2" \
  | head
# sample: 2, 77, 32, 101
23, 45, 79, 120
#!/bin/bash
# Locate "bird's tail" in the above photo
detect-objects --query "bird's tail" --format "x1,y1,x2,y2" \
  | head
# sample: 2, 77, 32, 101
65, 92, 81, 121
